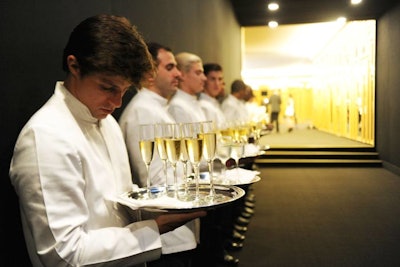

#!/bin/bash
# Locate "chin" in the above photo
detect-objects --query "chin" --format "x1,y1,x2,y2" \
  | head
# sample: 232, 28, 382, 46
96, 113, 109, 120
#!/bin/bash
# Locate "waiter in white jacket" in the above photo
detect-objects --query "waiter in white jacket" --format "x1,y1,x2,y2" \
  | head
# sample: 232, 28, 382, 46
9, 15, 205, 267
221, 79, 250, 123
198, 63, 227, 128
168, 52, 207, 123
119, 42, 198, 267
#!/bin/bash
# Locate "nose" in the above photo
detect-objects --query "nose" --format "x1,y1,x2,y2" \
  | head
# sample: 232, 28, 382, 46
110, 91, 123, 108
174, 68, 182, 78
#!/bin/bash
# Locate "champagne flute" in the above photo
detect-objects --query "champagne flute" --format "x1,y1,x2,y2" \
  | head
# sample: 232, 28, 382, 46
179, 123, 191, 200
229, 121, 246, 182
215, 135, 232, 184
201, 121, 217, 200
182, 122, 204, 204
138, 124, 155, 198
164, 123, 182, 198
231, 139, 245, 183
155, 123, 169, 192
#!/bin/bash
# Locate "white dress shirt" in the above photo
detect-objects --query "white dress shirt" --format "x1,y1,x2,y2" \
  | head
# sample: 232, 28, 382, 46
168, 90, 207, 123
198, 92, 226, 128
119, 88, 177, 188
221, 94, 250, 123
119, 88, 197, 255
9, 82, 161, 267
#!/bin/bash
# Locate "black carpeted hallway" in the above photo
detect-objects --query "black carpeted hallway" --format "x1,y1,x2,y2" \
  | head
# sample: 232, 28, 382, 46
230, 167, 400, 267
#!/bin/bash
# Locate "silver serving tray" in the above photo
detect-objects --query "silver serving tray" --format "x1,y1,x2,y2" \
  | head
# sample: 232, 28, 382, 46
125, 184, 245, 212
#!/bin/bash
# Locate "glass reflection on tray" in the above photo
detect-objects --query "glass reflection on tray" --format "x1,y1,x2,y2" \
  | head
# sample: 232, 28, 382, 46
200, 168, 261, 186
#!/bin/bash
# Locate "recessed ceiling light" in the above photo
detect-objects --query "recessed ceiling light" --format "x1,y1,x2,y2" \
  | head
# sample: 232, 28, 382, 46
351, 0, 362, 5
268, 21, 279, 28
268, 3, 279, 11
337, 17, 347, 23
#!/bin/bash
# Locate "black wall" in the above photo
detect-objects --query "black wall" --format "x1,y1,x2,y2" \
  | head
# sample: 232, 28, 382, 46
376, 2, 400, 174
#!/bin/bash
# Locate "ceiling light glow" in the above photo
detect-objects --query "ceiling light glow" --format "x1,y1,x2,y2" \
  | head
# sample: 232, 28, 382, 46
268, 3, 279, 11
268, 21, 279, 28
351, 0, 362, 5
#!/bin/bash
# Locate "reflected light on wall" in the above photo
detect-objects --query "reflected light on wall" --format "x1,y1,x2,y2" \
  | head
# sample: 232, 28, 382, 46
337, 17, 347, 24
242, 20, 353, 90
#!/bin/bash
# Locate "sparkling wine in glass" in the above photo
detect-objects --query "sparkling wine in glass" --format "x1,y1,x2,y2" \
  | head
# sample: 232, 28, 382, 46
201, 121, 217, 200
179, 125, 191, 199
182, 122, 203, 204
155, 123, 169, 192
164, 123, 182, 198
138, 124, 155, 198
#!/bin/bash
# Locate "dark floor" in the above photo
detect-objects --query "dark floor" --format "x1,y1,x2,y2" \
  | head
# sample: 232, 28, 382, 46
229, 167, 400, 267
219, 128, 400, 266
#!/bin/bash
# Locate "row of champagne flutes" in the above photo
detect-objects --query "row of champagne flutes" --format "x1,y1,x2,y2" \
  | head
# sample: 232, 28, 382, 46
215, 119, 265, 183
138, 121, 217, 205
138, 119, 265, 205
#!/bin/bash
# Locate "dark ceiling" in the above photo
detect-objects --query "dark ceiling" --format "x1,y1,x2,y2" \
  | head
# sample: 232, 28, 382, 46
229, 0, 398, 26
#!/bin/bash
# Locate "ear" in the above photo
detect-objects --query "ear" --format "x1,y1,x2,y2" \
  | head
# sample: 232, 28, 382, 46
147, 71, 156, 83
140, 71, 154, 87
66, 55, 80, 76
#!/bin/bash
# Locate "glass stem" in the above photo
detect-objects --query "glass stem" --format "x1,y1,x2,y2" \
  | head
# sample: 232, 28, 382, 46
146, 164, 151, 198
193, 164, 200, 202
236, 158, 240, 182
208, 160, 215, 198
172, 164, 178, 198
162, 160, 168, 191
183, 162, 188, 196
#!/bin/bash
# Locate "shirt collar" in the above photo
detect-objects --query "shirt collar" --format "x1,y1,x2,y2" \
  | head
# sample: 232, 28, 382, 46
140, 87, 169, 106
55, 81, 99, 125
176, 89, 198, 102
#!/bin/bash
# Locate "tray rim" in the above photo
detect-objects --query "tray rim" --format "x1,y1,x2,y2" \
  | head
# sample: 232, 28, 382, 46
121, 184, 245, 213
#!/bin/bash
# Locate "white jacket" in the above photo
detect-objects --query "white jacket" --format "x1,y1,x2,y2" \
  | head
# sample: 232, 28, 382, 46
119, 88, 177, 188
198, 93, 226, 128
168, 90, 207, 123
221, 94, 249, 123
119, 88, 197, 254
9, 82, 162, 267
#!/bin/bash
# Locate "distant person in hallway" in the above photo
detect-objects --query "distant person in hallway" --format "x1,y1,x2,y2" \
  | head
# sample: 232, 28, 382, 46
269, 89, 282, 133
285, 93, 296, 132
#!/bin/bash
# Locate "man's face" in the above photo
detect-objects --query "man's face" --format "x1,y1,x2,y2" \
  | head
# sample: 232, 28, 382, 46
70, 73, 131, 119
180, 62, 207, 95
204, 70, 224, 98
154, 49, 181, 98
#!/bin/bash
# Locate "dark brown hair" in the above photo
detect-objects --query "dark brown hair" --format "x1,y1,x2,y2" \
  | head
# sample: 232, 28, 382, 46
62, 14, 154, 89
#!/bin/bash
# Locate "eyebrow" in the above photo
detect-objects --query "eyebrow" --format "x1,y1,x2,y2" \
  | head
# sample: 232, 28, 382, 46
100, 77, 130, 92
